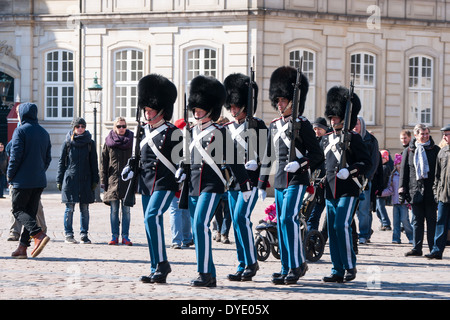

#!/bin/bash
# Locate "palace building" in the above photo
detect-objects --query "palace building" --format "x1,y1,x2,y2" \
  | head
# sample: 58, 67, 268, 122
1, 0, 450, 186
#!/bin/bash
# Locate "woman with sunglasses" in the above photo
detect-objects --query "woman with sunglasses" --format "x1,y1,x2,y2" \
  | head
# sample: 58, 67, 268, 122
57, 117, 99, 244
101, 117, 134, 245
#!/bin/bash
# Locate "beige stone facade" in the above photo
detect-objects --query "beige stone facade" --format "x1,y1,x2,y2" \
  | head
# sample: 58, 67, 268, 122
1, 0, 449, 185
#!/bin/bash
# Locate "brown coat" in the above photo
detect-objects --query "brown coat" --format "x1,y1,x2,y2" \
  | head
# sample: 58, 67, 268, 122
101, 135, 133, 204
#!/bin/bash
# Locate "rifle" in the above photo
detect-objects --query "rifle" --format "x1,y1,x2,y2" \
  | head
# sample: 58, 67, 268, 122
339, 73, 355, 169
289, 57, 303, 162
123, 106, 143, 207
178, 94, 190, 209
245, 57, 258, 162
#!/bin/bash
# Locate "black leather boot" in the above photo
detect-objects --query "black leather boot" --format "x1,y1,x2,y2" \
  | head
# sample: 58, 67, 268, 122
190, 273, 217, 287
151, 261, 172, 283
284, 262, 308, 284
227, 271, 243, 281
139, 273, 154, 283
322, 274, 344, 283
344, 268, 357, 282
241, 262, 259, 281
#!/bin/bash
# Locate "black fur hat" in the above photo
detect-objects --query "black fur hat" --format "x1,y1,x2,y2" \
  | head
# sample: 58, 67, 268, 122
138, 74, 177, 121
269, 66, 309, 115
324, 86, 361, 130
223, 73, 258, 114
187, 75, 226, 122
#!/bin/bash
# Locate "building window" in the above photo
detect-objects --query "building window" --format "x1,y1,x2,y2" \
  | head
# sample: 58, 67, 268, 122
408, 55, 433, 125
186, 48, 217, 82
113, 49, 144, 119
351, 52, 376, 125
45, 50, 74, 119
289, 49, 315, 121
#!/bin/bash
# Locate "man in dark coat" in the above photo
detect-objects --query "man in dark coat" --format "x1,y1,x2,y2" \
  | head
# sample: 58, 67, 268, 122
9, 102, 52, 259
399, 123, 440, 257
57, 117, 99, 244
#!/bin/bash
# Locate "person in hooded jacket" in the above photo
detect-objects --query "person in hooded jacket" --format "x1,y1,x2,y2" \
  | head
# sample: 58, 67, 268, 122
399, 123, 440, 257
8, 102, 52, 259
57, 117, 99, 244
101, 117, 134, 245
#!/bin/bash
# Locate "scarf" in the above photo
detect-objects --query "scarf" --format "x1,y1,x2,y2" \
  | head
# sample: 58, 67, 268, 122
413, 140, 430, 180
105, 129, 133, 150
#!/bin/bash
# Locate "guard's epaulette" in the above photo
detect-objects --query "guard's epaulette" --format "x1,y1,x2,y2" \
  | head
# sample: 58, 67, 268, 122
271, 116, 282, 123
297, 115, 308, 122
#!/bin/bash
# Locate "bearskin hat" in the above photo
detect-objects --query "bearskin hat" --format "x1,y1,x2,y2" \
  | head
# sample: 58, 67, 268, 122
324, 86, 361, 130
138, 74, 177, 121
269, 66, 309, 115
223, 73, 258, 114
187, 75, 226, 122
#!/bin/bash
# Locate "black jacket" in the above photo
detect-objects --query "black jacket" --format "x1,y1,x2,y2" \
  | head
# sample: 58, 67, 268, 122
399, 137, 440, 204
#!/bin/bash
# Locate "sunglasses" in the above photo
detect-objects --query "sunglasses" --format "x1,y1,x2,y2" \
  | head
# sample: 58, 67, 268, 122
75, 125, 86, 129
116, 125, 127, 129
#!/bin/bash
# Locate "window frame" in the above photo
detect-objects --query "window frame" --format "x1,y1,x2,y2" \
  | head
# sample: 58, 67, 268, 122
44, 49, 75, 120
350, 52, 376, 125
407, 55, 434, 126
112, 48, 145, 119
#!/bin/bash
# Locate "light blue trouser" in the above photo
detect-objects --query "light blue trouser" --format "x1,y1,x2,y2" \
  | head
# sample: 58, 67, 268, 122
274, 185, 306, 274
326, 196, 358, 277
189, 193, 222, 278
228, 188, 258, 272
142, 190, 175, 273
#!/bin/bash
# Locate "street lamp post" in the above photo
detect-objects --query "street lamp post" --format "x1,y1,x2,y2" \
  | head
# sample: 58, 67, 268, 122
88, 72, 103, 202
0, 74, 12, 107
88, 72, 102, 146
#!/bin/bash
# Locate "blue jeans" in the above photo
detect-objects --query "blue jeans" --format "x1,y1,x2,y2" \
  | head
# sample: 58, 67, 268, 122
356, 182, 372, 240
431, 202, 450, 255
168, 197, 192, 246
64, 203, 89, 236
392, 204, 413, 243
109, 199, 131, 239
376, 197, 391, 227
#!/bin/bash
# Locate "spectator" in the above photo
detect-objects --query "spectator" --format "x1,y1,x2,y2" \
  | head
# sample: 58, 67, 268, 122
390, 153, 413, 244
399, 123, 440, 257
426, 124, 450, 259
376, 149, 393, 231
400, 129, 412, 149
101, 117, 134, 245
57, 117, 99, 244
9, 102, 51, 259
354, 116, 380, 244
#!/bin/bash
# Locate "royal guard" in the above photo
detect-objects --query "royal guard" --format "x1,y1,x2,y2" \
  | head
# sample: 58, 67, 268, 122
177, 75, 252, 287
321, 86, 372, 283
222, 73, 268, 282
122, 74, 180, 284
258, 66, 324, 285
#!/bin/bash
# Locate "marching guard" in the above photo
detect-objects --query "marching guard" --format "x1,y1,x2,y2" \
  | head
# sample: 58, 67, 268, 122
177, 75, 252, 287
122, 74, 180, 284
258, 66, 324, 285
321, 86, 371, 283
222, 73, 268, 281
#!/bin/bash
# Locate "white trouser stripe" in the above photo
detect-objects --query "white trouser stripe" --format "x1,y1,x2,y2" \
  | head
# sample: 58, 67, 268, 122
156, 191, 171, 261
203, 193, 217, 272
344, 197, 355, 269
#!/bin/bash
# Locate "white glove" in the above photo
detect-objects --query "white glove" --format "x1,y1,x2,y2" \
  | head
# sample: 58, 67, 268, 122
284, 161, 300, 173
258, 189, 267, 201
244, 160, 258, 171
337, 168, 350, 180
121, 166, 134, 181
175, 168, 186, 183
242, 190, 252, 202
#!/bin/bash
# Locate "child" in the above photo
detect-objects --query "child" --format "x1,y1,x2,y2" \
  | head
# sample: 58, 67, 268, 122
391, 153, 413, 244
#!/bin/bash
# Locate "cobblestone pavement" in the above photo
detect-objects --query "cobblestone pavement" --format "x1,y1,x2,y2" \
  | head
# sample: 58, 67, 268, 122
1, 191, 449, 302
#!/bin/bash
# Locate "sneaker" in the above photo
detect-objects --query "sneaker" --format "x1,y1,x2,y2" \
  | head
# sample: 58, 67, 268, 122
221, 235, 230, 244
80, 234, 91, 244
7, 234, 19, 241
122, 237, 132, 246
359, 238, 368, 245
171, 243, 182, 249
65, 236, 78, 244
109, 236, 119, 245
182, 240, 194, 248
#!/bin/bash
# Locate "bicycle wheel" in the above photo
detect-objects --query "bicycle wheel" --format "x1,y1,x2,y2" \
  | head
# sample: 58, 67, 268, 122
255, 234, 270, 261
304, 230, 325, 262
